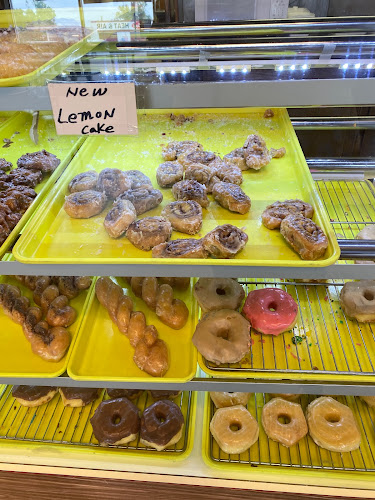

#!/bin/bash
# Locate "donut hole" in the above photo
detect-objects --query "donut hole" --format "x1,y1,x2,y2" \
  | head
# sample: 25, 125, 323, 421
217, 328, 230, 340
325, 412, 340, 424
268, 301, 277, 312
112, 413, 122, 426
216, 287, 227, 296
156, 412, 166, 424
364, 290, 375, 302
277, 414, 291, 425
230, 422, 242, 432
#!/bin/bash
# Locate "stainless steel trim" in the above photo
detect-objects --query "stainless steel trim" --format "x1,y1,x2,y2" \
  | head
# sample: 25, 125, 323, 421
292, 118, 375, 130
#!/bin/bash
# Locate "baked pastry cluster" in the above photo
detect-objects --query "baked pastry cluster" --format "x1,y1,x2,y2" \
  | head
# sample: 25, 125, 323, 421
126, 277, 189, 329
262, 199, 328, 260
0, 275, 91, 362
209, 393, 361, 455
0, 150, 60, 246
91, 394, 184, 450
12, 385, 99, 408
0, 27, 85, 79
95, 277, 169, 377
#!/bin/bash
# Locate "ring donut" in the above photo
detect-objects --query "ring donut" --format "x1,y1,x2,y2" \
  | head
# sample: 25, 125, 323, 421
262, 398, 308, 447
192, 309, 250, 365
210, 405, 259, 454
140, 400, 184, 451
194, 278, 245, 313
210, 392, 251, 408
340, 280, 375, 323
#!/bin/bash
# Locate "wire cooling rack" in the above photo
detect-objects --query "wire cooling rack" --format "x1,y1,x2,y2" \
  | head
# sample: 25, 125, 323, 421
209, 394, 375, 472
0, 386, 192, 455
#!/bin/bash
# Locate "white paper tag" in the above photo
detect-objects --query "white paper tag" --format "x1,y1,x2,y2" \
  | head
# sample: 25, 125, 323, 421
48, 82, 138, 136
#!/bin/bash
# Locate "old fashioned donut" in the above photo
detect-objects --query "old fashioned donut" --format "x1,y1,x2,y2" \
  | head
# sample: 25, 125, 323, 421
106, 389, 143, 400
59, 387, 99, 407
210, 392, 251, 408
339, 280, 375, 323
306, 397, 361, 452
210, 405, 259, 454
192, 309, 250, 365
63, 190, 107, 219
262, 398, 308, 447
12, 385, 57, 407
242, 288, 298, 336
90, 397, 140, 446
140, 400, 184, 451
194, 278, 245, 313
360, 396, 375, 407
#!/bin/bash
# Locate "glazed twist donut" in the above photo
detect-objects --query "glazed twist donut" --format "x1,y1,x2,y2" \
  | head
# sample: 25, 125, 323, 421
127, 277, 189, 330
95, 277, 169, 377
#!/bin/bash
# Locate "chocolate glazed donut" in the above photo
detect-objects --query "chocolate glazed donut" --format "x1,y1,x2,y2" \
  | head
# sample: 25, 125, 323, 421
140, 400, 184, 451
90, 397, 140, 446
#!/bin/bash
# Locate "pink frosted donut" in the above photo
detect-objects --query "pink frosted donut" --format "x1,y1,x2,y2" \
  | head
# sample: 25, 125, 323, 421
242, 288, 298, 336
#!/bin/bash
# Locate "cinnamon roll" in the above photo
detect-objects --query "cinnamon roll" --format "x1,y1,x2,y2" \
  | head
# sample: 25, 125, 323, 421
161, 200, 202, 235
63, 190, 107, 219
156, 161, 183, 188
126, 216, 172, 251
203, 224, 248, 258
116, 187, 163, 215
172, 180, 209, 208
104, 199, 137, 238
152, 238, 208, 259
243, 134, 271, 170
280, 214, 328, 260
212, 181, 251, 214
262, 199, 314, 230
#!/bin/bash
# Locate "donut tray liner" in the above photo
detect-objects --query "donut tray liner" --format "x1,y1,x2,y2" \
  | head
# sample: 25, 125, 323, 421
205, 393, 375, 472
0, 386, 194, 458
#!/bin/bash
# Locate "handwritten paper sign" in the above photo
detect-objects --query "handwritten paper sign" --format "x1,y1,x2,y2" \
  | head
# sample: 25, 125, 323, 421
48, 82, 138, 136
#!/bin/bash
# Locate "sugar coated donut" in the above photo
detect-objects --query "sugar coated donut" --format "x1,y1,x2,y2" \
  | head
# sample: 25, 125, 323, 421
242, 288, 298, 336
210, 405, 259, 454
306, 397, 361, 452
262, 398, 308, 447
340, 280, 375, 323
270, 394, 300, 402
140, 400, 184, 451
210, 392, 251, 408
192, 309, 250, 365
360, 396, 375, 407
90, 397, 140, 446
194, 278, 245, 313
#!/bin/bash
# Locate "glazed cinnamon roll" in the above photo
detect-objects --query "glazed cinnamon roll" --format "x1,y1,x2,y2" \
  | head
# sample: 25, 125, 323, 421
152, 238, 208, 259
203, 224, 248, 258
262, 199, 314, 230
97, 168, 131, 199
161, 200, 202, 235
280, 214, 328, 260
243, 134, 271, 170
104, 199, 137, 238
68, 171, 98, 193
126, 216, 172, 251
212, 182, 251, 214
184, 164, 213, 187
172, 180, 209, 208
162, 141, 203, 161
178, 150, 221, 170
156, 161, 183, 188
223, 148, 247, 171
63, 190, 107, 219
116, 187, 163, 215
125, 170, 152, 190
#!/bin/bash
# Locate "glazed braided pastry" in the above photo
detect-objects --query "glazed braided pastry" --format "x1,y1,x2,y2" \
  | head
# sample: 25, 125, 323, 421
95, 277, 169, 377
127, 277, 189, 330
0, 283, 70, 362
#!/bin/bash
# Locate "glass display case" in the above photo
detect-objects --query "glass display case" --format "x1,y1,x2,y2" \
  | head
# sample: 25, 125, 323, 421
0, 1, 375, 497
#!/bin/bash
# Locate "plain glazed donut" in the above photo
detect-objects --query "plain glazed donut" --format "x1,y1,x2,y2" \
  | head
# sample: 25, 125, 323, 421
140, 400, 184, 451
210, 405, 259, 454
339, 280, 375, 323
210, 392, 251, 408
306, 397, 361, 452
242, 288, 298, 336
192, 309, 250, 365
194, 278, 245, 313
262, 398, 308, 447
90, 397, 140, 446
270, 394, 300, 402
360, 396, 375, 407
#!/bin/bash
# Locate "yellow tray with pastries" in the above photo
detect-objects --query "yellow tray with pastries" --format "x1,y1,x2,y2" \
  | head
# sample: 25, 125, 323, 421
67, 276, 198, 383
0, 254, 94, 378
13, 107, 339, 267
0, 20, 99, 87
202, 391, 375, 488
0, 385, 196, 461
0, 111, 84, 259
194, 277, 375, 383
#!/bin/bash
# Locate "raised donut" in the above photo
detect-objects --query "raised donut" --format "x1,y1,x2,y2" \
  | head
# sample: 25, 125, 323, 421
192, 309, 250, 365
210, 405, 259, 454
140, 400, 184, 451
63, 190, 107, 219
360, 396, 375, 407
12, 385, 57, 407
339, 280, 375, 323
242, 288, 298, 336
90, 397, 140, 446
149, 390, 181, 401
210, 392, 251, 408
270, 394, 300, 402
194, 278, 244, 313
106, 389, 143, 400
59, 387, 99, 407
262, 398, 308, 447
306, 397, 361, 452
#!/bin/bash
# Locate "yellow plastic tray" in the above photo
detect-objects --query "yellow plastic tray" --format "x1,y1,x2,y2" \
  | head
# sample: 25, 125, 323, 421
0, 257, 94, 378
0, 112, 84, 258
13, 108, 340, 267
203, 392, 375, 483
68, 277, 198, 383
0, 29, 99, 87
198, 278, 375, 383
0, 386, 196, 461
